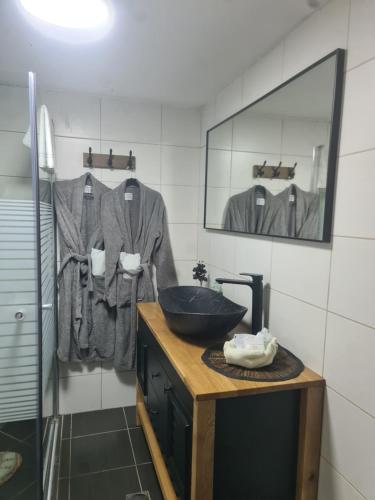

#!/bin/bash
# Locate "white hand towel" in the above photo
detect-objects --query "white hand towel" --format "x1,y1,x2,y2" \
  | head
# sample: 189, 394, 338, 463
91, 249, 105, 276
119, 252, 141, 279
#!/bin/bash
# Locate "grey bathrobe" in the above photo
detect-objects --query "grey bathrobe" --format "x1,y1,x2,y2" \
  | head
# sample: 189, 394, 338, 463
223, 186, 278, 234
101, 180, 178, 369
55, 173, 116, 362
271, 184, 320, 240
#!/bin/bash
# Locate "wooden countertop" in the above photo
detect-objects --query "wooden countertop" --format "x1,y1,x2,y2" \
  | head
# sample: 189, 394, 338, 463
137, 302, 325, 401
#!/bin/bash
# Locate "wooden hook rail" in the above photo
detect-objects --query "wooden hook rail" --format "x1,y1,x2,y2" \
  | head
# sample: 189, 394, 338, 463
253, 161, 297, 180
83, 147, 136, 170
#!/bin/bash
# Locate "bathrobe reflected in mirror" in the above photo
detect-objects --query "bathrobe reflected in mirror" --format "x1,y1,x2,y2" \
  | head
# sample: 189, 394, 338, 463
102, 180, 178, 370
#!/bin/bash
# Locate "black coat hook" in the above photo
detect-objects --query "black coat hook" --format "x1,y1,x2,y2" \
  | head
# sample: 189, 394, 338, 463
272, 161, 282, 178
87, 147, 93, 167
256, 161, 267, 178
288, 162, 297, 179
127, 150, 134, 170
108, 148, 113, 167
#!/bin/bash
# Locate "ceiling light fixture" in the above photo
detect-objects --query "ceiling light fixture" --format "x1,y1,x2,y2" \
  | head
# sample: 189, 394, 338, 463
19, 0, 110, 29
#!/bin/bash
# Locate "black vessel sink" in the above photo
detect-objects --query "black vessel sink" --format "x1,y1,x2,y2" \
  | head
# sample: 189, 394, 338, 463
158, 286, 247, 338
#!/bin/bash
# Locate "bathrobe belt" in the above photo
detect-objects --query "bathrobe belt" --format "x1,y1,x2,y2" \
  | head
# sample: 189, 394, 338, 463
117, 263, 151, 341
58, 252, 93, 349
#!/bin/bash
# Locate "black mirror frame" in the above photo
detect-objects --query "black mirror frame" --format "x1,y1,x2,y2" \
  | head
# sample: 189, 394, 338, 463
204, 48, 346, 243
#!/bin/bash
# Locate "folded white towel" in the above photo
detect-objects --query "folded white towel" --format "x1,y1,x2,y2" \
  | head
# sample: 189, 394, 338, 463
224, 328, 278, 369
23, 105, 55, 171
120, 252, 141, 279
91, 248, 105, 276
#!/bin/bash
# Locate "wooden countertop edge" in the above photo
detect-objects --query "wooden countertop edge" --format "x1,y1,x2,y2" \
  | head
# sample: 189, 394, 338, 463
138, 303, 325, 401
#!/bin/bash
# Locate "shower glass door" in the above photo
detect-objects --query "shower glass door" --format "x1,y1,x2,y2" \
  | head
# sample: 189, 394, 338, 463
0, 79, 42, 498
0, 73, 58, 500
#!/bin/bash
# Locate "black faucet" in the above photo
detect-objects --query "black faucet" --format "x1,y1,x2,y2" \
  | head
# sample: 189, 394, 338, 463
215, 273, 263, 334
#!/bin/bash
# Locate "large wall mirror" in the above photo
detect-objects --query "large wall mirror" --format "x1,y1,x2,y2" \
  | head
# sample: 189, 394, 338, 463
204, 49, 345, 242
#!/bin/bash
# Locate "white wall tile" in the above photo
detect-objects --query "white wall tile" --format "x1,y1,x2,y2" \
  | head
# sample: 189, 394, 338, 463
59, 361, 101, 378
318, 458, 366, 500
232, 115, 282, 154
283, 0, 350, 81
174, 260, 196, 286
100, 140, 161, 185
206, 149, 231, 188
340, 58, 375, 155
281, 119, 329, 157
169, 223, 197, 261
329, 237, 375, 328
161, 105, 201, 147
101, 97, 161, 143
334, 150, 375, 239
269, 290, 326, 374
54, 137, 101, 180
161, 146, 200, 186
234, 234, 272, 283
59, 374, 102, 414
161, 185, 199, 223
200, 100, 216, 146
271, 241, 331, 308
242, 44, 284, 106
215, 77, 242, 123
101, 371, 136, 409
197, 225, 210, 264
209, 231, 236, 273
41, 90, 100, 139
348, 0, 375, 70
208, 119, 233, 150
0, 131, 30, 178
322, 388, 375, 500
205, 187, 229, 227
324, 313, 375, 417
0, 85, 29, 133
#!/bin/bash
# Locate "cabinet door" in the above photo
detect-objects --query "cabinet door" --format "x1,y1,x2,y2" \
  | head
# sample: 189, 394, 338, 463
166, 391, 192, 500
136, 334, 148, 396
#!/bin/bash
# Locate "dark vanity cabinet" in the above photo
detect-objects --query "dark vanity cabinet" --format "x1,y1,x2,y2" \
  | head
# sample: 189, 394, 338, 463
137, 317, 193, 499
136, 303, 325, 500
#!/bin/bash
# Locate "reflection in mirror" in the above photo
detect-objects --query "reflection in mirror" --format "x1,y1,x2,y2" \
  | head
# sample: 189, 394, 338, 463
205, 50, 345, 242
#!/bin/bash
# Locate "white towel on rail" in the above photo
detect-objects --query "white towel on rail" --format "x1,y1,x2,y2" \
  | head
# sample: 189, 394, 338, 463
22, 104, 55, 171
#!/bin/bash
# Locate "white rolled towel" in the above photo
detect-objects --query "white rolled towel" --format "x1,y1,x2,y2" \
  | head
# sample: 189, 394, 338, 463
223, 331, 278, 369
91, 248, 105, 276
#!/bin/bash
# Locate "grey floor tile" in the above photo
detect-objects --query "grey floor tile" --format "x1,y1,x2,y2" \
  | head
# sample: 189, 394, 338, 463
70, 430, 134, 476
124, 406, 139, 428
72, 408, 126, 437
0, 419, 36, 442
138, 464, 163, 500
59, 438, 70, 478
129, 428, 151, 464
70, 466, 140, 500
57, 478, 69, 500
61, 415, 71, 439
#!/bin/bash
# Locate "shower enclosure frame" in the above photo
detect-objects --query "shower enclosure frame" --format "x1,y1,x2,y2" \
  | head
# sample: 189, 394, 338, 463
28, 71, 60, 500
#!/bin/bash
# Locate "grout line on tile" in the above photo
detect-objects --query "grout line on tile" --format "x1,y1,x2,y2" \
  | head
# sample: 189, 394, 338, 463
0, 430, 34, 448
67, 427, 140, 440
62, 463, 140, 480
326, 385, 375, 422
326, 309, 375, 333
332, 233, 375, 242
319, 455, 367, 499
321, 234, 334, 375
270, 287, 327, 312
123, 407, 143, 491
340, 145, 375, 158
